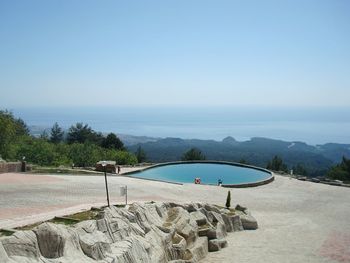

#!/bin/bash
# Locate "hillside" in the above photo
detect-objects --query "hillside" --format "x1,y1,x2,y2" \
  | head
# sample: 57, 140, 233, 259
128, 137, 350, 176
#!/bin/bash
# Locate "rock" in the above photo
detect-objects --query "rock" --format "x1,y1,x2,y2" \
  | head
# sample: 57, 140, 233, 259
189, 236, 208, 261
76, 220, 112, 260
2, 231, 40, 259
231, 215, 244, 231
208, 239, 220, 252
190, 211, 207, 226
207, 222, 226, 240
110, 237, 150, 263
235, 204, 247, 212
33, 222, 82, 259
183, 203, 199, 213
0, 242, 9, 262
0, 202, 258, 263
240, 214, 258, 230
198, 226, 211, 237
198, 208, 214, 224
208, 238, 228, 252
221, 213, 234, 232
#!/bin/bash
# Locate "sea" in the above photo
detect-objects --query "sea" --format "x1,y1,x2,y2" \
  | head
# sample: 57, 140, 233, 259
10, 106, 350, 145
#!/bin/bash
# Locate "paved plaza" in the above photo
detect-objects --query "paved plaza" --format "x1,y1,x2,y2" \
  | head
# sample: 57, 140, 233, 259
0, 172, 349, 263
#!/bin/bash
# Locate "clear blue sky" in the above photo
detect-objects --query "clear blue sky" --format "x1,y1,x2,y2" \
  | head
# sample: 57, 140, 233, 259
0, 0, 349, 108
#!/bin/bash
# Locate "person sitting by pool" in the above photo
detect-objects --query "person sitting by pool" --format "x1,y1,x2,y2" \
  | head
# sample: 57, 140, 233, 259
218, 179, 223, 186
194, 177, 201, 184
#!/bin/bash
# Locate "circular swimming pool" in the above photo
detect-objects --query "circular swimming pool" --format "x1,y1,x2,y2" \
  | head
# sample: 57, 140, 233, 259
125, 162, 273, 187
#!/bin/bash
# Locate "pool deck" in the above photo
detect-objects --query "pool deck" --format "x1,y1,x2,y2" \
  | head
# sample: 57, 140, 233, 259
0, 171, 349, 262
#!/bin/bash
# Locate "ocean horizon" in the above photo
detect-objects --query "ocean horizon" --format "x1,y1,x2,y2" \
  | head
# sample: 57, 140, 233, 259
8, 106, 350, 145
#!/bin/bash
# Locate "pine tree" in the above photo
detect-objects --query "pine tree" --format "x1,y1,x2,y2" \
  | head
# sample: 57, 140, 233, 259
50, 122, 64, 144
135, 146, 147, 163
225, 190, 231, 208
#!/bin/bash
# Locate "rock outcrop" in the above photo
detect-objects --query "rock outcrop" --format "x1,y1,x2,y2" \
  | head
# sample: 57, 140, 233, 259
0, 202, 257, 263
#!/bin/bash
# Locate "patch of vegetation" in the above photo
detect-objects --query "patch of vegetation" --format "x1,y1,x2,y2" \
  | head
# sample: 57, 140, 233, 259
0, 110, 138, 167
0, 229, 15, 237
181, 148, 206, 161
114, 204, 127, 208
31, 167, 99, 175
15, 222, 42, 231
327, 157, 350, 183
225, 190, 231, 208
266, 155, 288, 172
67, 210, 100, 221
49, 217, 79, 226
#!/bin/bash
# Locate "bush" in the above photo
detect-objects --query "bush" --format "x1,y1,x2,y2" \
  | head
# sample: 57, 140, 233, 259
225, 191, 231, 208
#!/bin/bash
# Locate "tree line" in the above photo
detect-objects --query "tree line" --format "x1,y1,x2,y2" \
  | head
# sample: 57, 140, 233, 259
0, 110, 137, 167
181, 147, 350, 183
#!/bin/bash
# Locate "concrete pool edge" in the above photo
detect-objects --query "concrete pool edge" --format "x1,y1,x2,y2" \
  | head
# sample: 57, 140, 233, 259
122, 161, 274, 188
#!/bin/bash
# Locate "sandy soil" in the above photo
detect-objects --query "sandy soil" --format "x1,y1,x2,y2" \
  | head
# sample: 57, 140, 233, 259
0, 172, 349, 263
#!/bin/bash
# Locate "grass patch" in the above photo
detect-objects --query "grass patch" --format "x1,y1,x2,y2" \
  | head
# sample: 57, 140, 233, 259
0, 229, 15, 237
114, 204, 126, 208
49, 217, 78, 226
16, 222, 42, 231
31, 167, 99, 175
67, 210, 100, 221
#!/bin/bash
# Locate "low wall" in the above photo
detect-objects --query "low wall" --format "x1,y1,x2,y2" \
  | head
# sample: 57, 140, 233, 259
0, 162, 22, 173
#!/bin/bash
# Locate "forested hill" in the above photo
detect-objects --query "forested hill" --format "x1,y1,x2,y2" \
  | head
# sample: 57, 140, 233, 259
127, 137, 350, 176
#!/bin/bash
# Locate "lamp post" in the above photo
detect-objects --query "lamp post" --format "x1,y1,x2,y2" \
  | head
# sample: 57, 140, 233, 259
21, 156, 26, 172
101, 161, 110, 207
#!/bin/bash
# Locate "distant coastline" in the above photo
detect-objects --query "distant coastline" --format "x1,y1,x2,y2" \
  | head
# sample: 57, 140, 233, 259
11, 106, 350, 145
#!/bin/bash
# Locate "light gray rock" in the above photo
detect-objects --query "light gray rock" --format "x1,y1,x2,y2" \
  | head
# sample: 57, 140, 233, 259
231, 215, 244, 231
2, 231, 40, 260
240, 214, 258, 230
208, 239, 228, 252
110, 237, 150, 263
190, 211, 207, 226
0, 202, 257, 263
0, 242, 9, 262
221, 213, 234, 232
207, 222, 226, 240
33, 222, 83, 259
188, 236, 208, 262
76, 220, 112, 260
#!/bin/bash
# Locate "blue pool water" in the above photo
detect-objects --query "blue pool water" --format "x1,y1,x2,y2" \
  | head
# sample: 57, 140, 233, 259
129, 163, 271, 185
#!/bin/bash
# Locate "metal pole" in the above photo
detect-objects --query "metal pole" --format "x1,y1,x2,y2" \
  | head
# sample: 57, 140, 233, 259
104, 167, 110, 207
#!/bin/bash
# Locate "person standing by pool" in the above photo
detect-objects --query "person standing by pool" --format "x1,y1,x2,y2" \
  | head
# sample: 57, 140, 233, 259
218, 179, 223, 186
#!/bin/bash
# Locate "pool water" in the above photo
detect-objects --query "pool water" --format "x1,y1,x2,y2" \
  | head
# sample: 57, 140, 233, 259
129, 163, 271, 185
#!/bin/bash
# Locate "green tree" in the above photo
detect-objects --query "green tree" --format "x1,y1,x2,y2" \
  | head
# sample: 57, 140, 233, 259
101, 133, 124, 150
68, 143, 101, 167
50, 122, 64, 144
238, 158, 249, 165
0, 110, 29, 159
266, 155, 288, 172
16, 137, 57, 166
225, 191, 231, 208
67, 123, 103, 145
292, 164, 308, 176
327, 157, 350, 182
135, 146, 147, 163
181, 148, 206, 161
40, 130, 49, 141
